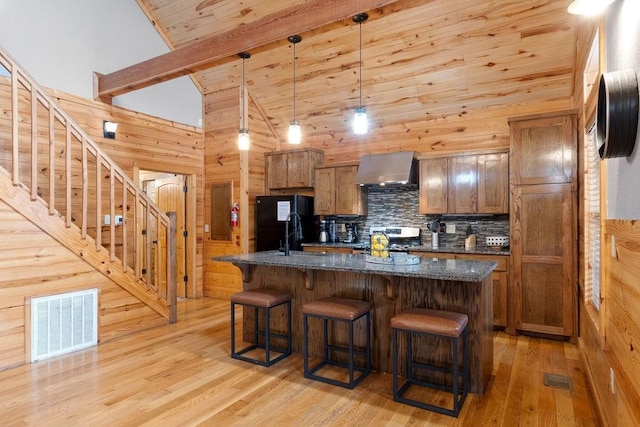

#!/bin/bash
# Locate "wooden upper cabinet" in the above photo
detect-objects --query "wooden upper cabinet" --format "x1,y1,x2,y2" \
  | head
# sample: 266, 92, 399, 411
477, 153, 509, 214
314, 167, 335, 216
265, 148, 324, 189
509, 114, 576, 185
419, 151, 508, 215
266, 153, 288, 189
314, 164, 367, 216
418, 158, 448, 214
448, 156, 477, 214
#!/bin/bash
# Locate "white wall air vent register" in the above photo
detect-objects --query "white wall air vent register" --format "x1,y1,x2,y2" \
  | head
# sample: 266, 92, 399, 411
31, 289, 98, 362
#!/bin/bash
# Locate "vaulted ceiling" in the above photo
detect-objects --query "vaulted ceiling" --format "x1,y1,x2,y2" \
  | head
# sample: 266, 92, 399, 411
128, 0, 580, 146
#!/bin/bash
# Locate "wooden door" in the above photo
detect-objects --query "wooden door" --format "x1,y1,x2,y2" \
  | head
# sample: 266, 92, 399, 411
156, 175, 187, 298
335, 166, 363, 215
509, 114, 576, 185
287, 151, 309, 188
477, 153, 508, 214
314, 167, 335, 215
448, 156, 477, 213
266, 153, 288, 189
418, 158, 448, 214
511, 183, 575, 336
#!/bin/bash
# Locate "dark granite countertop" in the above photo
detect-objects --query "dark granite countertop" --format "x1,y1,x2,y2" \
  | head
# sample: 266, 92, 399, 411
213, 250, 496, 282
406, 245, 511, 256
302, 242, 510, 256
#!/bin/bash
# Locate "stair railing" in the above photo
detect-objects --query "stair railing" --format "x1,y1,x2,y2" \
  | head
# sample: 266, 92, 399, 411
0, 44, 176, 322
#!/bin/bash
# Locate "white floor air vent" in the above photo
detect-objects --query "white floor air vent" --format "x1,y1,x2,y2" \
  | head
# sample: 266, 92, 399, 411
31, 289, 98, 362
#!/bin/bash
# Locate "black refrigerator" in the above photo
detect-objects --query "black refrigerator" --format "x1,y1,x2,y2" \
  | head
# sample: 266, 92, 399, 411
256, 195, 316, 251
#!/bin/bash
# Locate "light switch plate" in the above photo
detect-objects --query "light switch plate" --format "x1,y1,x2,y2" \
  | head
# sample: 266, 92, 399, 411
611, 235, 617, 258
446, 224, 456, 234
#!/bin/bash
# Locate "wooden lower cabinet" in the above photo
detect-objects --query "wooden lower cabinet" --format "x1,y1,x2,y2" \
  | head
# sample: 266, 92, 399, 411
412, 252, 509, 327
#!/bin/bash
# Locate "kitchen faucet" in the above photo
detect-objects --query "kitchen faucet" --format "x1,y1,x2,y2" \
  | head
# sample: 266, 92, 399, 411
284, 212, 302, 256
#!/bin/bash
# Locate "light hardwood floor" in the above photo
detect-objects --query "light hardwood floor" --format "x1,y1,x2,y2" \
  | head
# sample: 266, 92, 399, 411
0, 298, 598, 426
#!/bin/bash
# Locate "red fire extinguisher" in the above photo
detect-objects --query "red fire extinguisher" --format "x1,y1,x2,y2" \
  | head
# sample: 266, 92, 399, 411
231, 202, 239, 227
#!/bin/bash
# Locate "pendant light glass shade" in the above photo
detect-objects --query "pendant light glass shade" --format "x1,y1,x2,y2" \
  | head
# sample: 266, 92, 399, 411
567, 0, 615, 15
288, 120, 301, 144
237, 52, 251, 151
288, 35, 302, 145
353, 107, 368, 135
237, 128, 250, 151
352, 13, 369, 135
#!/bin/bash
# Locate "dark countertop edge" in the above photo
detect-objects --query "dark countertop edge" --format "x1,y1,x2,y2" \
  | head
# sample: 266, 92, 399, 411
302, 242, 510, 256
213, 251, 497, 283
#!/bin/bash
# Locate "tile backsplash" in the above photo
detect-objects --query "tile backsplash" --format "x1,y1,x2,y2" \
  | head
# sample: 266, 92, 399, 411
325, 186, 509, 248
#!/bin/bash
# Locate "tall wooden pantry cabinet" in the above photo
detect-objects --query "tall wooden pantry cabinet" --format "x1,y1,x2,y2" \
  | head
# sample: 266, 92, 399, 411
508, 112, 577, 338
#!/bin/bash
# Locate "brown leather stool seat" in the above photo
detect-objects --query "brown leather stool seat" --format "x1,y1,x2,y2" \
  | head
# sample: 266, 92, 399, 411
391, 308, 469, 418
230, 288, 292, 367
303, 297, 372, 389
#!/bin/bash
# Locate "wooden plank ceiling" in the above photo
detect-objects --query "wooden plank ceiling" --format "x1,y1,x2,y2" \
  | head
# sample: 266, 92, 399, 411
134, 0, 579, 144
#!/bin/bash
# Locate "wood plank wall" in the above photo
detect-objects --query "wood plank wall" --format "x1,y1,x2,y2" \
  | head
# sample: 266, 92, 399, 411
572, 17, 640, 427
312, 99, 570, 163
50, 88, 205, 292
203, 86, 277, 299
0, 78, 205, 369
0, 200, 165, 371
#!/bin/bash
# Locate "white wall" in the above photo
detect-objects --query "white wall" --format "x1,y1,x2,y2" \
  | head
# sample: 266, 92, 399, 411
605, 0, 640, 219
0, 0, 202, 126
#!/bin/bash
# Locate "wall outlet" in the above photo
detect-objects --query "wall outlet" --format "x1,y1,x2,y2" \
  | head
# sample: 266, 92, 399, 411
204, 224, 210, 233
610, 367, 615, 394
104, 215, 110, 225
446, 223, 456, 234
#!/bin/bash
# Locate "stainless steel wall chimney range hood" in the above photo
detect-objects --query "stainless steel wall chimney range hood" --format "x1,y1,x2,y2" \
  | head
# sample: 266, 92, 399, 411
355, 151, 418, 187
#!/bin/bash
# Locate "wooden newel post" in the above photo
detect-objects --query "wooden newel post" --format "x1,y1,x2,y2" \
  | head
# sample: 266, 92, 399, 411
167, 212, 178, 323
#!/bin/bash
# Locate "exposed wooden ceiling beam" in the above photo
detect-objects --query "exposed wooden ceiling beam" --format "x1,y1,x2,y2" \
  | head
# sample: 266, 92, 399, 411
97, 0, 401, 99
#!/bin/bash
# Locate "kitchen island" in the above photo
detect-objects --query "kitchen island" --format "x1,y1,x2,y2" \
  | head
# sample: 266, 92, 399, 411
214, 251, 496, 394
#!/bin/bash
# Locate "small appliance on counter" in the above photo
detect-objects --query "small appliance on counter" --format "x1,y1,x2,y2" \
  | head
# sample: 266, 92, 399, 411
344, 223, 360, 243
319, 220, 328, 243
328, 220, 337, 243
426, 219, 441, 249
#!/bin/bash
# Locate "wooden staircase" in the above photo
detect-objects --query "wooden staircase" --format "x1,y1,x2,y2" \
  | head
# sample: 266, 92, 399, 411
0, 44, 177, 322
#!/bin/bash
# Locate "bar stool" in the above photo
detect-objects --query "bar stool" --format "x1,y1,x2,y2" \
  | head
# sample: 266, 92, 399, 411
230, 288, 292, 367
391, 308, 469, 418
303, 297, 371, 389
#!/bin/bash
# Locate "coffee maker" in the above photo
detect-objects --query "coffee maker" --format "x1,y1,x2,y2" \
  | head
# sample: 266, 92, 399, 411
345, 223, 359, 243
319, 220, 328, 243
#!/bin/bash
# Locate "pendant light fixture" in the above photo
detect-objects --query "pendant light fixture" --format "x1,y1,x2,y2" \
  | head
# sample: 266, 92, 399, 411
352, 13, 369, 135
237, 51, 251, 151
288, 35, 302, 145
567, 0, 616, 15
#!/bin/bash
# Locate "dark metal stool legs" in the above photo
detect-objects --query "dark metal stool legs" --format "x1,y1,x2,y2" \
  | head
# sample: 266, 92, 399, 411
392, 325, 469, 417
230, 298, 291, 367
303, 310, 371, 389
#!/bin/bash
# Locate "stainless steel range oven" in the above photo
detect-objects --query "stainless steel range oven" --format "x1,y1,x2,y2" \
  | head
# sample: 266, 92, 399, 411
357, 226, 421, 253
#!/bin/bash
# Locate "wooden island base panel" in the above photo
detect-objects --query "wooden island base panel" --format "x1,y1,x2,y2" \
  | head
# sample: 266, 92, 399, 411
214, 251, 496, 395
